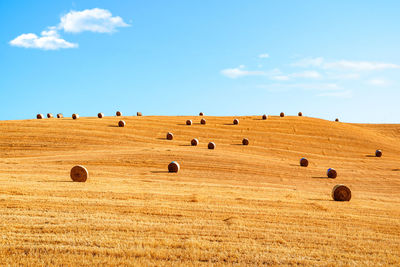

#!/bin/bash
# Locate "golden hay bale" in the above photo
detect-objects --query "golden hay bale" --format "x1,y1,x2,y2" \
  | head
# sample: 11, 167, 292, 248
375, 149, 382, 157
200, 118, 206, 125
57, 113, 63, 118
332, 184, 351, 201
137, 112, 142, 116
116, 111, 122, 116
335, 118, 339, 122
166, 132, 174, 140
191, 138, 199, 146
233, 118, 239, 125
280, 112, 285, 117
186, 120, 192, 125
168, 161, 180, 173
36, 114, 44, 119
300, 157, 309, 167
47, 113, 53, 118
262, 114, 267, 120
199, 112, 204, 116
70, 165, 88, 182
327, 168, 337, 178
298, 112, 303, 116
208, 142, 216, 149
242, 138, 249, 145
72, 114, 79, 120
118, 120, 126, 127
98, 113, 104, 118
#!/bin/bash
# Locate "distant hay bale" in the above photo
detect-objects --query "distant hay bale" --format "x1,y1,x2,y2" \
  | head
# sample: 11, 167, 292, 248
200, 118, 206, 125
242, 138, 249, 145
199, 112, 204, 116
72, 114, 79, 120
70, 165, 88, 182
280, 112, 285, 117
298, 112, 303, 116
47, 113, 53, 118
57, 113, 63, 118
168, 161, 180, 173
116, 111, 122, 116
300, 157, 309, 167
332, 184, 351, 201
335, 118, 339, 122
208, 142, 216, 149
186, 120, 192, 125
327, 168, 337, 178
118, 120, 126, 127
262, 114, 267, 120
137, 112, 142, 116
166, 132, 174, 140
191, 138, 199, 146
375, 149, 382, 157
36, 114, 44, 119
98, 113, 104, 118
233, 118, 239, 125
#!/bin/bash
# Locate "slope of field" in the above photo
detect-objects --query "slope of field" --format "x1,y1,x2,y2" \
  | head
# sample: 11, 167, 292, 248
0, 115, 399, 265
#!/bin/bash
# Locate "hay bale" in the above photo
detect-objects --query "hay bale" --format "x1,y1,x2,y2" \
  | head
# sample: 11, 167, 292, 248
280, 112, 285, 117
327, 168, 337, 178
36, 114, 44, 119
191, 138, 199, 146
98, 113, 104, 118
242, 138, 249, 145
208, 142, 216, 149
166, 132, 174, 140
298, 112, 303, 116
70, 165, 88, 182
199, 112, 204, 116
57, 113, 63, 118
332, 184, 351, 201
168, 161, 180, 173
375, 149, 382, 157
335, 118, 339, 122
200, 118, 206, 125
116, 111, 122, 116
186, 120, 192, 125
137, 112, 142, 116
300, 157, 309, 167
233, 118, 239, 125
47, 113, 53, 118
118, 120, 126, 127
262, 114, 267, 120
72, 114, 79, 120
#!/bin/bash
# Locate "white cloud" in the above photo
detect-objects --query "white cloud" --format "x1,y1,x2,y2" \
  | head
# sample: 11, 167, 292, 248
291, 57, 324, 68
291, 70, 322, 79
59, 8, 130, 33
367, 79, 389, 86
258, 53, 269, 59
271, 75, 290, 81
257, 83, 342, 92
9, 31, 77, 50
221, 66, 266, 79
318, 90, 352, 98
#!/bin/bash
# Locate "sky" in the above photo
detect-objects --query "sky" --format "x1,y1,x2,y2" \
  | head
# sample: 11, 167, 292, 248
1, 0, 400, 123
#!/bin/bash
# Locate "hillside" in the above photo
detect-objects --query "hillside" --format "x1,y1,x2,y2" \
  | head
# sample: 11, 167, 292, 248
0, 114, 399, 265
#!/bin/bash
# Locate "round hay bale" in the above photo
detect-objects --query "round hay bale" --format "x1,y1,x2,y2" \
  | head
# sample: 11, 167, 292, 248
208, 142, 216, 149
300, 157, 309, 167
262, 114, 267, 120
327, 168, 337, 179
280, 112, 285, 117
332, 184, 351, 201
233, 118, 239, 125
72, 114, 79, 120
200, 118, 206, 125
70, 165, 88, 182
57, 113, 63, 118
36, 114, 44, 119
186, 120, 192, 125
118, 120, 126, 127
137, 112, 142, 116
168, 161, 180, 173
47, 113, 53, 118
242, 138, 249, 145
199, 112, 204, 116
298, 112, 303, 116
116, 111, 122, 116
335, 118, 339, 122
166, 132, 174, 140
375, 149, 382, 157
191, 138, 199, 146
98, 113, 104, 118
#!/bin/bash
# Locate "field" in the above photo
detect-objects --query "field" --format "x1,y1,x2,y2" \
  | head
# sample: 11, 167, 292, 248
0, 114, 399, 266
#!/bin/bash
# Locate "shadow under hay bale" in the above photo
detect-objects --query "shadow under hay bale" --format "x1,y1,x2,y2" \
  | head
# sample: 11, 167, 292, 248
280, 112, 285, 117
208, 142, 216, 149
116, 111, 122, 116
186, 120, 192, 125
191, 138, 199, 146
98, 113, 104, 118
200, 118, 206, 125
168, 161, 180, 173
262, 114, 267, 120
298, 112, 303, 116
72, 114, 79, 120
327, 168, 337, 178
137, 112, 142, 116
166, 132, 174, 140
70, 165, 88, 182
233, 118, 239, 125
47, 113, 53, 118
57, 113, 63, 118
36, 114, 43, 119
118, 120, 126, 127
375, 149, 382, 157
300, 157, 309, 167
242, 138, 249, 145
332, 184, 351, 201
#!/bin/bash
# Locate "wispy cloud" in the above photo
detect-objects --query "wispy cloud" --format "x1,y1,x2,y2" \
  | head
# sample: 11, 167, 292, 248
367, 79, 390, 86
258, 53, 270, 59
318, 90, 352, 98
291, 70, 322, 79
9, 29, 77, 50
220, 66, 266, 79
291, 57, 324, 68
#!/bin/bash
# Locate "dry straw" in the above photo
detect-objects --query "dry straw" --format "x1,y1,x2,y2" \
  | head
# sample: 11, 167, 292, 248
36, 114, 44, 119
298, 112, 303, 116
186, 120, 192, 125
137, 112, 142, 116
70, 165, 88, 182
168, 161, 180, 173
300, 157, 309, 167
57, 113, 63, 118
327, 168, 337, 178
118, 120, 126, 127
98, 113, 104, 118
116, 111, 122, 116
191, 138, 199, 146
200, 118, 206, 125
242, 138, 249, 145
280, 112, 285, 117
375, 149, 382, 157
332, 184, 351, 201
233, 118, 239, 125
199, 112, 204, 116
208, 142, 216, 149
72, 114, 79, 120
262, 114, 267, 120
47, 113, 53, 118
166, 132, 174, 140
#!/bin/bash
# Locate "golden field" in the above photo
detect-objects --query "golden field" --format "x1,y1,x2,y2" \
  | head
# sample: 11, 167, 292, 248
0, 114, 399, 266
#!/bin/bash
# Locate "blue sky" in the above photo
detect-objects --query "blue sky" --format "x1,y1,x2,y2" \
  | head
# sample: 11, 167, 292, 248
1, 0, 399, 122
